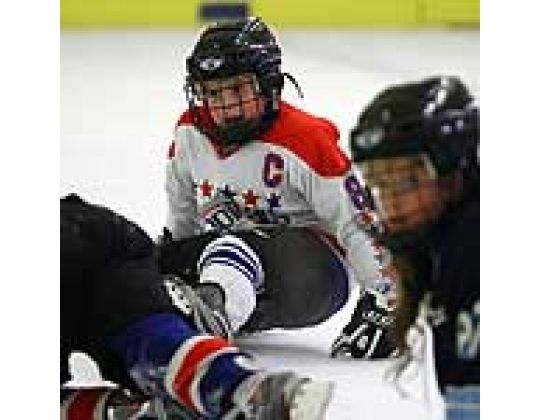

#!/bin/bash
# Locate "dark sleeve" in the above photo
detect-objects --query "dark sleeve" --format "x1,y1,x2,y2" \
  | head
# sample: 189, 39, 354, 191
435, 199, 480, 311
432, 198, 480, 387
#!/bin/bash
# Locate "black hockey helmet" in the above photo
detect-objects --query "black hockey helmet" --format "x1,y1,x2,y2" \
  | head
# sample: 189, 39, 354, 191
349, 77, 479, 250
350, 76, 478, 178
185, 17, 300, 147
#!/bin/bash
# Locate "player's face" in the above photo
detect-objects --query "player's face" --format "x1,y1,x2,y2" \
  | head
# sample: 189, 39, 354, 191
360, 155, 445, 234
199, 74, 265, 128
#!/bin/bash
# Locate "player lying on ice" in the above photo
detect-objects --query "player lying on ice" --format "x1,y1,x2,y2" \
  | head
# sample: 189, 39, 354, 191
158, 16, 398, 361
61, 194, 333, 419
346, 76, 479, 418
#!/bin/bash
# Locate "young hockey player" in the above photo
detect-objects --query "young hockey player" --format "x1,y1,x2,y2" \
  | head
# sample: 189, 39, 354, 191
160, 17, 396, 359
345, 76, 479, 418
61, 194, 333, 419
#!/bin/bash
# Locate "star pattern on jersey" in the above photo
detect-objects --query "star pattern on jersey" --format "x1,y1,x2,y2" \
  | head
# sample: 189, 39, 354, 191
266, 192, 282, 210
198, 180, 214, 198
195, 181, 283, 218
220, 184, 237, 200
242, 189, 260, 208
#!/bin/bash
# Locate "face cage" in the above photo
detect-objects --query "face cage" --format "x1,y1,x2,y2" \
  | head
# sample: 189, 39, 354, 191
185, 75, 275, 148
360, 154, 447, 241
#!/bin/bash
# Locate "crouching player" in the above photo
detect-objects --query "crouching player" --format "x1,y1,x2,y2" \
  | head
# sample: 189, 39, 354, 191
160, 17, 397, 361
61, 194, 332, 419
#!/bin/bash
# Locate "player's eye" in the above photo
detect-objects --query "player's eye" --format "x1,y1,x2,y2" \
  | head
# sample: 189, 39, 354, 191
206, 88, 220, 99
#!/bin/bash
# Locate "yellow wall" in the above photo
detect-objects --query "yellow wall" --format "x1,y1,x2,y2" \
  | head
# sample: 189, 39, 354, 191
252, 1, 418, 27
60, 0, 479, 28
424, 0, 481, 25
61, 0, 201, 27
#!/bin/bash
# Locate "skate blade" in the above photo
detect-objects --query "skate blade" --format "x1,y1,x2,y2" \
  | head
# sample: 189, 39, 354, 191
290, 381, 334, 420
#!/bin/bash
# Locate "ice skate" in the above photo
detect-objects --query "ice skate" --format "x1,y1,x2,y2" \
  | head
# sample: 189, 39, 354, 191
225, 371, 334, 420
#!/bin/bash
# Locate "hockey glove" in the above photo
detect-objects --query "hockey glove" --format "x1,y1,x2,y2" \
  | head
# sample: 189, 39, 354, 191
201, 191, 242, 233
330, 288, 397, 359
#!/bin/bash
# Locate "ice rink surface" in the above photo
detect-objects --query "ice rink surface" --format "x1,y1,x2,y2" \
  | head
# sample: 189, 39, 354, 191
61, 28, 478, 419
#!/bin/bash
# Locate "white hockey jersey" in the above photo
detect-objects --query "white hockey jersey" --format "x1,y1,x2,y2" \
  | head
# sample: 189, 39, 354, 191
165, 101, 382, 289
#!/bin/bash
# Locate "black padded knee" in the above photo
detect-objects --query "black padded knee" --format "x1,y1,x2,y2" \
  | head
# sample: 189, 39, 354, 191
243, 228, 350, 330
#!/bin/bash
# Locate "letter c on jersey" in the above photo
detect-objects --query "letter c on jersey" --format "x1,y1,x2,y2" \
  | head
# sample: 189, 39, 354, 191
263, 152, 284, 188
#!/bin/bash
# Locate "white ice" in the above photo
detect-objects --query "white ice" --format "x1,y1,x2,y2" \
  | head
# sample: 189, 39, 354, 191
61, 28, 478, 419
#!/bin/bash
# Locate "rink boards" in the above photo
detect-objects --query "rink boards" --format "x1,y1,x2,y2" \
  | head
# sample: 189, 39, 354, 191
60, 0, 480, 28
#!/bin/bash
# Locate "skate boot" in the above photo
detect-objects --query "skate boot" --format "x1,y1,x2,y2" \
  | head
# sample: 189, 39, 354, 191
192, 282, 233, 340
165, 276, 233, 340
224, 371, 334, 420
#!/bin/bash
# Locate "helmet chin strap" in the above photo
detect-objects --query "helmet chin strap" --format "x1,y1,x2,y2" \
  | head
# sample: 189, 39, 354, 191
283, 72, 304, 99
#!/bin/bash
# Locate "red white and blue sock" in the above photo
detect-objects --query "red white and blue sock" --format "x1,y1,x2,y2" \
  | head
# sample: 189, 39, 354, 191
110, 313, 259, 417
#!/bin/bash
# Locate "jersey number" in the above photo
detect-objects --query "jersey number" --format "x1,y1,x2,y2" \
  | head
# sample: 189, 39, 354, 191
344, 174, 373, 211
456, 300, 480, 360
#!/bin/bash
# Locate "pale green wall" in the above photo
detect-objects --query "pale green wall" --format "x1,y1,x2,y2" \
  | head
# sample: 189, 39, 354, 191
61, 0, 480, 28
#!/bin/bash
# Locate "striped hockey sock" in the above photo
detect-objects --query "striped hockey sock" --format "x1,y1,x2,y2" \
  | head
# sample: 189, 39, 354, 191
197, 235, 264, 332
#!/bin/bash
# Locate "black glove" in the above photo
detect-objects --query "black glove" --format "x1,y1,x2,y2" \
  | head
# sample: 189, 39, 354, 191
331, 289, 397, 359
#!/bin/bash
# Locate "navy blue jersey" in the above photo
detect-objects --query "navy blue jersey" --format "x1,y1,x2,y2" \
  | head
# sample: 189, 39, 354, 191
431, 197, 479, 387
395, 195, 479, 389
